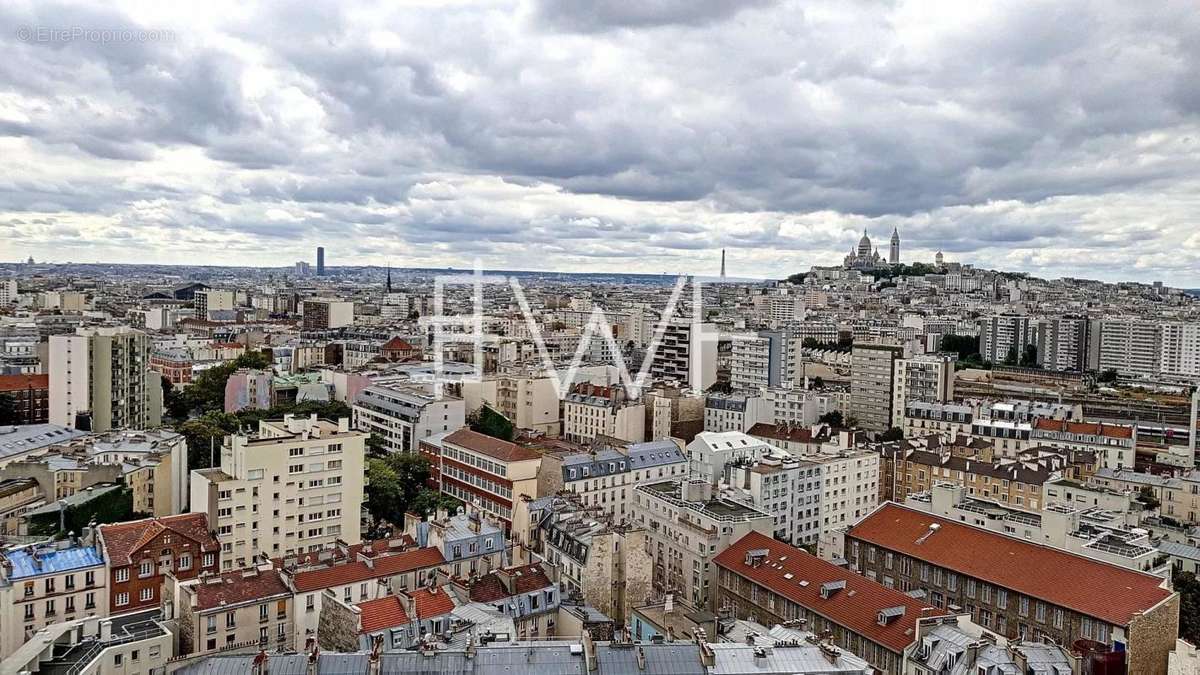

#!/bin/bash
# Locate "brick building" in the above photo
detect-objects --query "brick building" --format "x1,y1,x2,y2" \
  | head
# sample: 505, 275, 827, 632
844, 502, 1179, 675
0, 374, 49, 425
98, 513, 220, 614
714, 530, 950, 674
422, 429, 542, 527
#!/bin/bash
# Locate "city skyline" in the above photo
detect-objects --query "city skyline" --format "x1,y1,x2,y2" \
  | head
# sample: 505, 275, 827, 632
1, 1, 1198, 285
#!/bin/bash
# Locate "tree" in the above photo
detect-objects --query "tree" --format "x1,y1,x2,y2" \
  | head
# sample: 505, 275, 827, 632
366, 433, 389, 457
1175, 570, 1200, 645
162, 377, 189, 421
1098, 368, 1119, 383
818, 410, 844, 427
879, 427, 905, 442
1003, 345, 1019, 366
1019, 344, 1039, 368
0, 393, 16, 425
940, 334, 980, 360
178, 412, 239, 470
1136, 485, 1161, 511
182, 351, 274, 415
365, 453, 433, 527
810, 376, 825, 389
471, 405, 515, 442
408, 489, 462, 519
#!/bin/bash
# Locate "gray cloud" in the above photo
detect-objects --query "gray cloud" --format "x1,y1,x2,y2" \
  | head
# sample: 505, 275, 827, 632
0, 0, 1197, 284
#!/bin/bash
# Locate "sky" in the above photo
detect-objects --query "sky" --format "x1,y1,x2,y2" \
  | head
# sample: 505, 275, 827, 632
1, 1, 1199, 285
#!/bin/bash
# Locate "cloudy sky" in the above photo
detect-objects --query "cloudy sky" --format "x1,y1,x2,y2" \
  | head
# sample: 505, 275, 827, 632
2, 1, 1199, 284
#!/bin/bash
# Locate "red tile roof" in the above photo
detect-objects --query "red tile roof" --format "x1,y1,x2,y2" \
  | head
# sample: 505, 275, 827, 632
714, 531, 943, 653
443, 429, 542, 462
509, 564, 553, 594
290, 546, 445, 593
468, 573, 510, 603
381, 337, 417, 352
194, 567, 291, 610
274, 537, 417, 568
357, 595, 410, 633
1032, 418, 1134, 439
846, 503, 1173, 627
100, 513, 219, 566
408, 586, 456, 619
0, 374, 49, 392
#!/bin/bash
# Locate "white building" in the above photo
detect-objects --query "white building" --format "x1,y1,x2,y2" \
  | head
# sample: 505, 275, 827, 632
890, 354, 955, 429
650, 319, 717, 391
353, 384, 465, 453
190, 414, 366, 569
194, 289, 235, 320
631, 479, 773, 609
49, 326, 162, 433
686, 431, 777, 485
703, 392, 771, 433
561, 384, 645, 444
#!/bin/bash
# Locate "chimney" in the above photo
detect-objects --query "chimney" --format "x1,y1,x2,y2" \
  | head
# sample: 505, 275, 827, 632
583, 632, 598, 672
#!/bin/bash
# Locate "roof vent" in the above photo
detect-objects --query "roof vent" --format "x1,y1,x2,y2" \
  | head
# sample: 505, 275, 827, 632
877, 606, 906, 625
819, 580, 846, 599
915, 523, 941, 545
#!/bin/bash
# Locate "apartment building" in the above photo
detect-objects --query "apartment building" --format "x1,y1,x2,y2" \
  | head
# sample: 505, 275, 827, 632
686, 431, 778, 485
746, 423, 830, 456
536, 439, 688, 520
49, 326, 163, 432
850, 344, 903, 433
977, 315, 1040, 365
906, 482, 1160, 573
281, 540, 447, 649
903, 401, 974, 440
1037, 316, 1090, 372
223, 368, 273, 413
302, 299, 354, 330
423, 428, 542, 527
194, 290, 234, 320
1092, 468, 1200, 525
530, 495, 650, 623
4, 428, 189, 516
0, 373, 49, 424
884, 440, 1056, 510
1160, 322, 1200, 378
649, 319, 717, 391
1095, 317, 1161, 378
1030, 418, 1135, 471
845, 502, 1179, 675
0, 278, 16, 307
764, 386, 849, 428
353, 384, 465, 453
890, 354, 954, 429
631, 479, 773, 610
703, 391, 771, 434
969, 418, 1033, 457
169, 565, 295, 657
98, 513, 220, 614
715, 531, 948, 674
562, 384, 645, 444
0, 540, 107, 660
190, 415, 366, 568
728, 330, 802, 391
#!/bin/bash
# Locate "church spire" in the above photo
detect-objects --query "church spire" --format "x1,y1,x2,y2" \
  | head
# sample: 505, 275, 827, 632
386, 264, 392, 293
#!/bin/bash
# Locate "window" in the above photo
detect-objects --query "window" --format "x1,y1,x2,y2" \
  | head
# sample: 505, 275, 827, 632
116, 568, 130, 583
179, 554, 192, 570
260, 604, 269, 621
140, 587, 154, 602
227, 611, 236, 627
85, 571, 95, 586
117, 593, 130, 606
204, 553, 216, 567
138, 561, 153, 577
